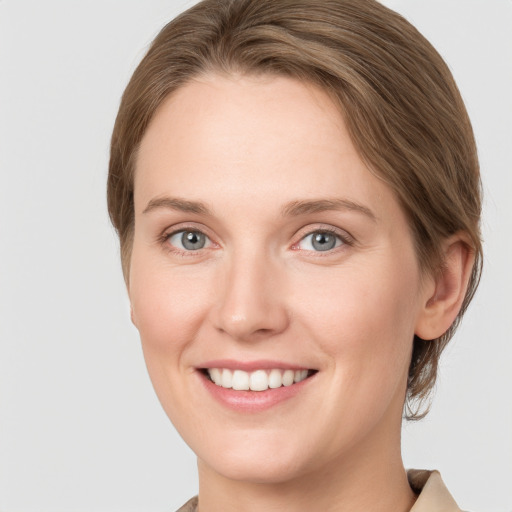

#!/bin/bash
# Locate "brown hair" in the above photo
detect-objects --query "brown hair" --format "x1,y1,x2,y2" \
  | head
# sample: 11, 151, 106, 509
108, 0, 482, 419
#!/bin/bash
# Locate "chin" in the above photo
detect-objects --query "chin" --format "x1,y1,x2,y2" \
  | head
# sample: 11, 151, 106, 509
203, 453, 306, 485
193, 428, 313, 484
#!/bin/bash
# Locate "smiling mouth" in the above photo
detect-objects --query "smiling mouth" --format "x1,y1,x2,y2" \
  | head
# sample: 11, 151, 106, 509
201, 368, 317, 392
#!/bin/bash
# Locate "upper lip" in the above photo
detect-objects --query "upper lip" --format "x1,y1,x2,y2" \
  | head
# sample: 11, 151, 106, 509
198, 359, 315, 372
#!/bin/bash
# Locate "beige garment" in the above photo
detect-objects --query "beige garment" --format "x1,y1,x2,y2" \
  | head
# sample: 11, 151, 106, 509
176, 469, 462, 511
409, 470, 462, 512
176, 496, 198, 512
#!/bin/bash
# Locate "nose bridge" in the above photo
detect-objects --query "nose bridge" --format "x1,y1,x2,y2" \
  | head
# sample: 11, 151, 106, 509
214, 245, 288, 341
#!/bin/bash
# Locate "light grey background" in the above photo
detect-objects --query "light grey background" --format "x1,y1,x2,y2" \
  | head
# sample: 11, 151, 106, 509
0, 1, 510, 511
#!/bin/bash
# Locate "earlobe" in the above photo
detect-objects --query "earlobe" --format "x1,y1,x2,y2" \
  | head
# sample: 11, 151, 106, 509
415, 234, 475, 340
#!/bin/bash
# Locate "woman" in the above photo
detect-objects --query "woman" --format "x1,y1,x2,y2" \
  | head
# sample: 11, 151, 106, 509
108, 0, 482, 510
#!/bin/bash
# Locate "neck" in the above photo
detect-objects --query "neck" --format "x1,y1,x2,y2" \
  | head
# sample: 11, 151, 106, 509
196, 423, 416, 512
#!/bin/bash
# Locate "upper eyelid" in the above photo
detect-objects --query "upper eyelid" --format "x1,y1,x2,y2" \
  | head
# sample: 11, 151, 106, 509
294, 224, 354, 243
162, 223, 214, 239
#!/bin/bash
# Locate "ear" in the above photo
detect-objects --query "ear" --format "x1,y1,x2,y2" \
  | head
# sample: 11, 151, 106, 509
415, 233, 475, 340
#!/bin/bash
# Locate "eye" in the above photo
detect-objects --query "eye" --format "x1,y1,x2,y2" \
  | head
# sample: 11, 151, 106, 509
297, 230, 344, 252
167, 230, 211, 251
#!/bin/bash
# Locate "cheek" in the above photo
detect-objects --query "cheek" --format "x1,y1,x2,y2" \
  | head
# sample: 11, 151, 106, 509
129, 246, 212, 371
128, 249, 217, 431
294, 256, 420, 402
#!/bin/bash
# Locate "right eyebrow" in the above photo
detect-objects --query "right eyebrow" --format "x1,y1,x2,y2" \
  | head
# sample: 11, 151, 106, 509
142, 196, 212, 216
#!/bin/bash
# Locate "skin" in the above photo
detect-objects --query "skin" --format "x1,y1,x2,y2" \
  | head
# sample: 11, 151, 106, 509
129, 74, 472, 511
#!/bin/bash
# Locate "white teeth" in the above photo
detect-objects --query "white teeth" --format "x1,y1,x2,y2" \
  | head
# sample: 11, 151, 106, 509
232, 370, 250, 390
294, 369, 308, 383
249, 370, 268, 391
282, 369, 295, 386
206, 368, 311, 391
268, 369, 283, 388
221, 369, 233, 388
209, 368, 222, 385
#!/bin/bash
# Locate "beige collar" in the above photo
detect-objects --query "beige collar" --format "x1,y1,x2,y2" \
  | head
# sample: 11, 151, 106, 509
409, 469, 462, 512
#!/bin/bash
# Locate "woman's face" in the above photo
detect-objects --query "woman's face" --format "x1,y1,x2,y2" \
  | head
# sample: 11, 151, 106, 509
129, 74, 432, 483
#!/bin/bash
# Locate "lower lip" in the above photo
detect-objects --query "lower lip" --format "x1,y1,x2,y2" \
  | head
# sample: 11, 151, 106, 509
198, 371, 315, 412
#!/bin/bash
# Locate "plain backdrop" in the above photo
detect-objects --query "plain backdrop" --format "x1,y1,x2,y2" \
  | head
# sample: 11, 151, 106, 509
0, 1, 511, 511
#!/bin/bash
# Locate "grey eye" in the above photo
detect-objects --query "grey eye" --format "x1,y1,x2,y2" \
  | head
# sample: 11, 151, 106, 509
169, 230, 209, 251
312, 232, 336, 251
299, 231, 342, 252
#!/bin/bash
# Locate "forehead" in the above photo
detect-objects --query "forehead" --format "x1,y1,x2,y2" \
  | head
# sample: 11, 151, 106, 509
134, 73, 397, 221
139, 73, 346, 153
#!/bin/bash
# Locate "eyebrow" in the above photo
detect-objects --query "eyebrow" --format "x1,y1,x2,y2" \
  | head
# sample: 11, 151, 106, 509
143, 197, 212, 215
281, 199, 377, 221
142, 196, 377, 222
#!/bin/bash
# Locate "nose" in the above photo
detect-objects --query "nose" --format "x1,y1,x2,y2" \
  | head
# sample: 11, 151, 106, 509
212, 251, 290, 342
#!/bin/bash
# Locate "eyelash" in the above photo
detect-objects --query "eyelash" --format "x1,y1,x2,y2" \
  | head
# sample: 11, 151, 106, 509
291, 226, 353, 255
158, 225, 354, 257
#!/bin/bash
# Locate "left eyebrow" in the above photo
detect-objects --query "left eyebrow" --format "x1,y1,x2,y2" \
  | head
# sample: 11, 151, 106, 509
281, 198, 377, 222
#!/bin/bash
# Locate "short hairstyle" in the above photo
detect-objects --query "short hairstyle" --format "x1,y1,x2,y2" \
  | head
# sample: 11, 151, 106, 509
108, 0, 482, 419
